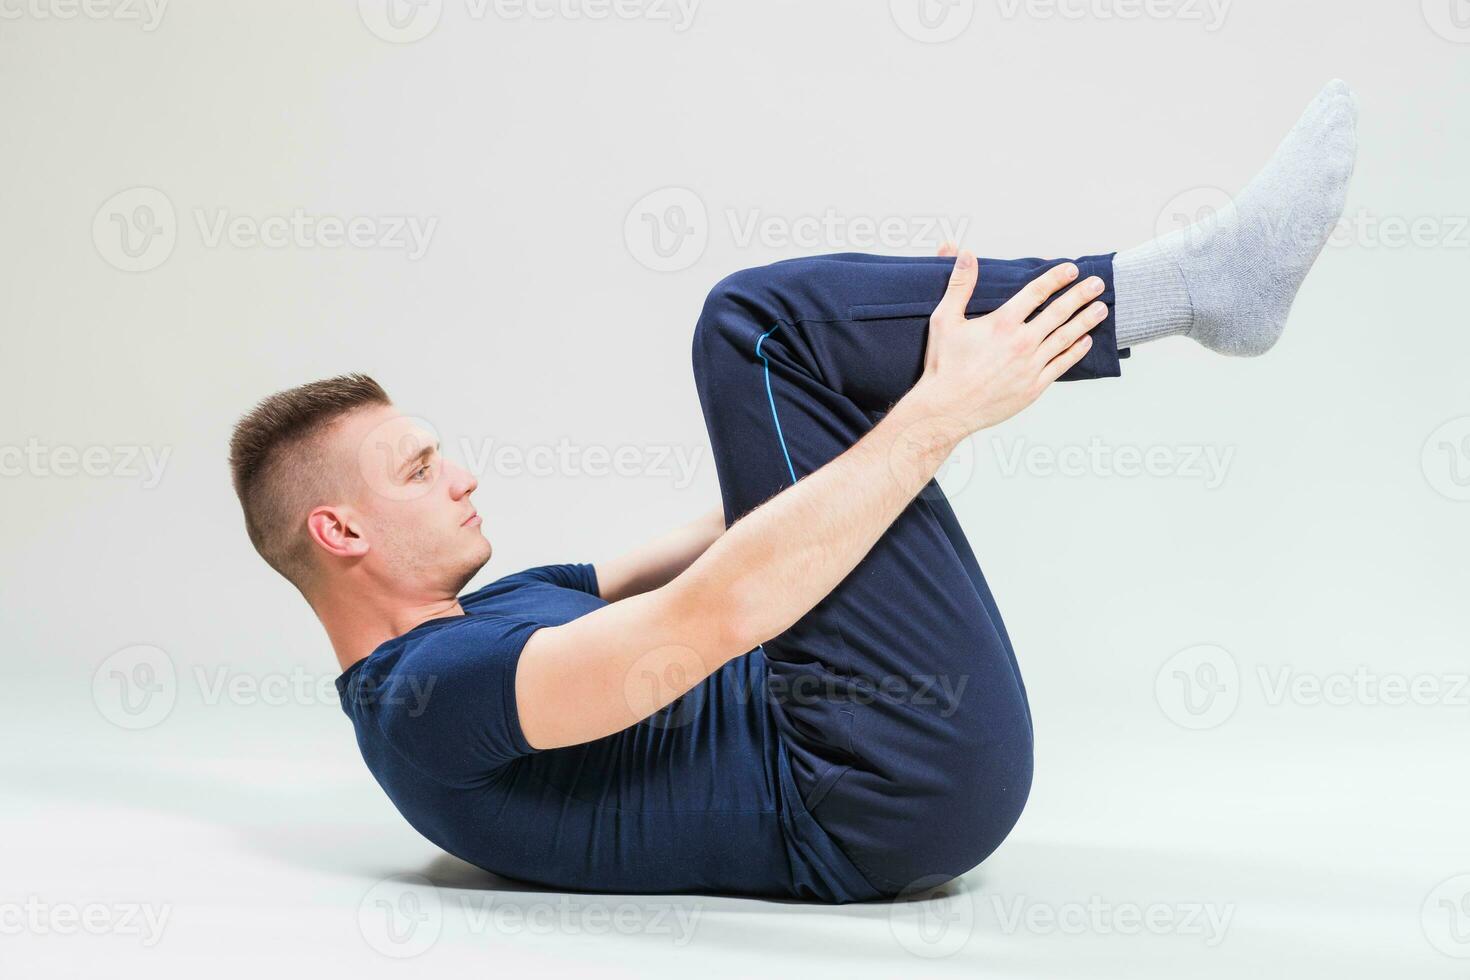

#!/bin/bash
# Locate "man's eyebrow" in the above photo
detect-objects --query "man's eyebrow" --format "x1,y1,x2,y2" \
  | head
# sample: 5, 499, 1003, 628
396, 441, 440, 477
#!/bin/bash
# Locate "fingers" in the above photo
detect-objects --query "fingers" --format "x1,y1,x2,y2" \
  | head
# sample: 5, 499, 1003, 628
1036, 297, 1109, 364
1039, 333, 1094, 386
998, 262, 1079, 324
1027, 274, 1105, 341
932, 250, 978, 323
936, 241, 959, 258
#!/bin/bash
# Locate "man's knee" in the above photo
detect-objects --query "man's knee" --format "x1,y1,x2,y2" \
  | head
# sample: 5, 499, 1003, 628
862, 740, 1033, 896
693, 259, 827, 344
691, 265, 789, 377
922, 723, 1035, 884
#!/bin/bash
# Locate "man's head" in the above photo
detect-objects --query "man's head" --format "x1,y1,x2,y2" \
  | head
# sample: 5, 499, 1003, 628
229, 374, 490, 604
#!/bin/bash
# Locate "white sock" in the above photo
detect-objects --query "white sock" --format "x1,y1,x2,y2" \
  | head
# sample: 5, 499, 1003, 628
1114, 79, 1359, 355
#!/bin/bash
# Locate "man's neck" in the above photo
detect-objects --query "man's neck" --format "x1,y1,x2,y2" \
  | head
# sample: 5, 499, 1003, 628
314, 587, 465, 674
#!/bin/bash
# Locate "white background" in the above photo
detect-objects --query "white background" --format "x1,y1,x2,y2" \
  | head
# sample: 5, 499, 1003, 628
2, 0, 1467, 976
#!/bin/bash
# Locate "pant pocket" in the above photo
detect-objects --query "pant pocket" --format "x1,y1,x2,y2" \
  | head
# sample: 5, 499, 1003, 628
848, 294, 1007, 322
800, 708, 856, 812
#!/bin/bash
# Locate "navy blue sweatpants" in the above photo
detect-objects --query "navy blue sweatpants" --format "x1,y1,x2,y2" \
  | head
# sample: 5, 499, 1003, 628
691, 252, 1125, 896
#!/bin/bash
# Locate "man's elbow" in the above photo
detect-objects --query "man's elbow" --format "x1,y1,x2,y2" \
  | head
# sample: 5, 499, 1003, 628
660, 573, 767, 668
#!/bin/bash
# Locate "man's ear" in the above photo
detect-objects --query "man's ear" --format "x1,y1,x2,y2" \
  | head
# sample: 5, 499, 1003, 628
306, 505, 369, 560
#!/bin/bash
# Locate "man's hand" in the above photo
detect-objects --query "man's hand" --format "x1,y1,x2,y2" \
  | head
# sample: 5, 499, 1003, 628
915, 250, 1105, 434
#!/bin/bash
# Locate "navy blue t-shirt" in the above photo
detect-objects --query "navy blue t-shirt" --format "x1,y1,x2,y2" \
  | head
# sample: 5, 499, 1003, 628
336, 563, 880, 902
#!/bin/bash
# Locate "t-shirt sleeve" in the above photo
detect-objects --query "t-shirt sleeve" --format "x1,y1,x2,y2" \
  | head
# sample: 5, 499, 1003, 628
370, 617, 543, 785
506, 562, 601, 597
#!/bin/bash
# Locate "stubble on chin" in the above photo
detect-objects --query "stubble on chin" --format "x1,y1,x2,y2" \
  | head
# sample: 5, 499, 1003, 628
447, 535, 492, 594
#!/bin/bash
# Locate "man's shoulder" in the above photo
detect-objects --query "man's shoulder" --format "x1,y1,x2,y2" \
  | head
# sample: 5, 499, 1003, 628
347, 614, 529, 700
392, 611, 530, 659
346, 610, 543, 783
463, 563, 600, 607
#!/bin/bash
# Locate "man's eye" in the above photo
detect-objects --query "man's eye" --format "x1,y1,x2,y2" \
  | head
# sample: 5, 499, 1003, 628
410, 465, 430, 482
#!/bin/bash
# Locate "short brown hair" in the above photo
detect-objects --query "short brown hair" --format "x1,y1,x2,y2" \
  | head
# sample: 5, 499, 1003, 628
229, 374, 390, 590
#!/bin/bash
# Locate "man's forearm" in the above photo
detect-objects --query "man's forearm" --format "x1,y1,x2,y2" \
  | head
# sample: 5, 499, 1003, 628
596, 506, 726, 603
674, 380, 963, 657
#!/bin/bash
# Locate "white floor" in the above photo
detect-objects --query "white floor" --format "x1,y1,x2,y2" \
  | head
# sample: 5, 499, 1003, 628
6, 673, 1466, 979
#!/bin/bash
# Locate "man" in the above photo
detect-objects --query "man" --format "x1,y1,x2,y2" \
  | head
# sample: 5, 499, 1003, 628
229, 83, 1355, 902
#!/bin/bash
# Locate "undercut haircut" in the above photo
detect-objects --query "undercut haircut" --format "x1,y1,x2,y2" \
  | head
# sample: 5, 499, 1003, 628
229, 373, 390, 592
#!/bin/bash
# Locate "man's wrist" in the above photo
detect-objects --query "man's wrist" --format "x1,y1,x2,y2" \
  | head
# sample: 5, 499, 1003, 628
883, 382, 970, 490
902, 377, 951, 420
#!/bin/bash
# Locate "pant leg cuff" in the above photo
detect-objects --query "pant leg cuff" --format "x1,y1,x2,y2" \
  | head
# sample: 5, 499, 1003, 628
1068, 252, 1127, 379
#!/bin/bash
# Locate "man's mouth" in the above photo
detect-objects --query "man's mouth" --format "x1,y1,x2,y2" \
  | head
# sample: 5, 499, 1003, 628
462, 512, 481, 528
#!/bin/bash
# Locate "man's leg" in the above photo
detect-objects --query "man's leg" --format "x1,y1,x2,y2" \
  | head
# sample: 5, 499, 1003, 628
686, 80, 1357, 896
691, 251, 1122, 895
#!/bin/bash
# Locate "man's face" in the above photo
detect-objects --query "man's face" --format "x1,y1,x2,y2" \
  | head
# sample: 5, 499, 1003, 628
327, 403, 491, 596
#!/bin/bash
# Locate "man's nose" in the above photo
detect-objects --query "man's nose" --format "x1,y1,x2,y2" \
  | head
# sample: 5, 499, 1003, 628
447, 461, 478, 499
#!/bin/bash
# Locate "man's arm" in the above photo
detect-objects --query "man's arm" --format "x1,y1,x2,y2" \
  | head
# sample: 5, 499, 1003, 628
590, 239, 966, 603
516, 254, 1105, 750
594, 506, 726, 604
